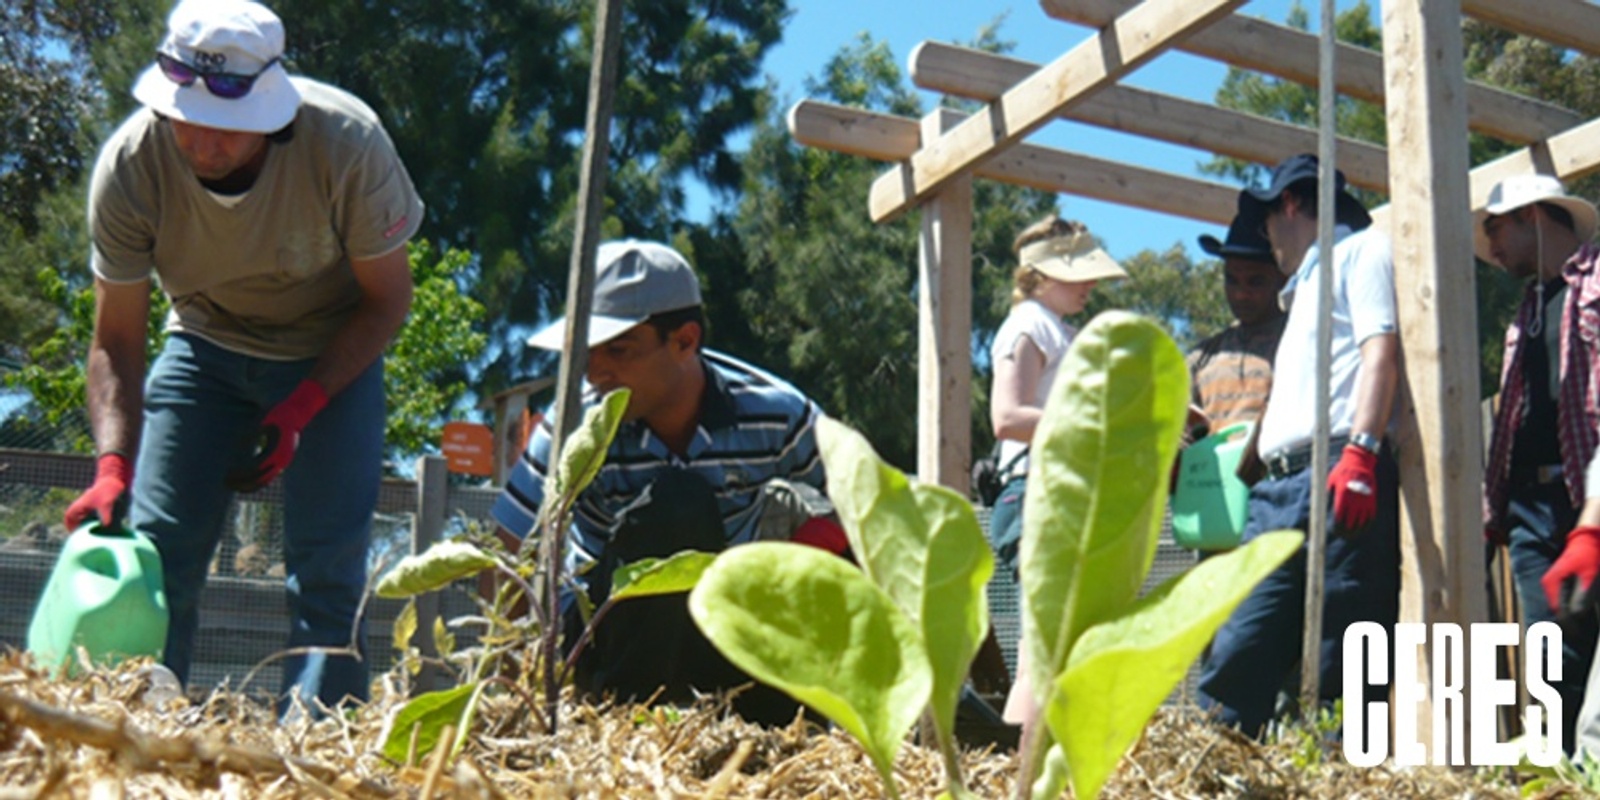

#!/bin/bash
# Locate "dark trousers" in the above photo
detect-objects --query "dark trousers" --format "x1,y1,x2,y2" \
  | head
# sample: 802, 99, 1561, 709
1197, 452, 1401, 737
569, 469, 801, 725
1505, 481, 1598, 750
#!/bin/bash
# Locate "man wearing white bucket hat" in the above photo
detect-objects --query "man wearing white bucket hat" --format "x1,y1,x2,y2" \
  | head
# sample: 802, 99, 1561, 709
1478, 173, 1600, 751
67, 0, 424, 716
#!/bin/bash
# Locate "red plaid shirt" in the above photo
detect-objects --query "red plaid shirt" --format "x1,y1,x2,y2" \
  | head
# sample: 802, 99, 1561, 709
1484, 242, 1600, 531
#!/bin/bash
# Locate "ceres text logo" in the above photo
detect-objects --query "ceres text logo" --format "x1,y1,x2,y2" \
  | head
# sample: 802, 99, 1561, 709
1342, 621, 1562, 767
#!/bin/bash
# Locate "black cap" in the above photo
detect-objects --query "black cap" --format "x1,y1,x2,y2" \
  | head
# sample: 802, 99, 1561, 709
1198, 197, 1273, 262
1242, 153, 1372, 231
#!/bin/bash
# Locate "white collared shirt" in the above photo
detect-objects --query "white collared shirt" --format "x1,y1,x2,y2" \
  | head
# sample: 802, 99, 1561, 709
1256, 225, 1398, 459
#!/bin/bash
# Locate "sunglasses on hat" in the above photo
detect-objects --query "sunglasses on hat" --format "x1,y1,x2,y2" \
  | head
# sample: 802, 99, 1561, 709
157, 52, 278, 100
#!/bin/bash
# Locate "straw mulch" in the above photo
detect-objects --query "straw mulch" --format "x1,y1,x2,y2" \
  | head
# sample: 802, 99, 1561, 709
0, 652, 1576, 799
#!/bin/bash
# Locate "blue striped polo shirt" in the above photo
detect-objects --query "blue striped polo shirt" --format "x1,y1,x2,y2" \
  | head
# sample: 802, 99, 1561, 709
491, 349, 827, 566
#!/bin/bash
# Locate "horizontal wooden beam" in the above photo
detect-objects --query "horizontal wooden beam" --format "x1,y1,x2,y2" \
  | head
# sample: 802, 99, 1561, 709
911, 41, 1391, 193
1040, 0, 1582, 144
790, 100, 1238, 225
1461, 0, 1600, 60
867, 0, 1247, 222
1368, 116, 1600, 230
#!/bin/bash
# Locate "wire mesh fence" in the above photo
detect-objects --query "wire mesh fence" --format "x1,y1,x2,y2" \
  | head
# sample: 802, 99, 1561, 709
0, 445, 494, 702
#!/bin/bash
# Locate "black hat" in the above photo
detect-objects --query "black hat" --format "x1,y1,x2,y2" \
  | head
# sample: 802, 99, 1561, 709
1243, 153, 1372, 231
1198, 198, 1273, 262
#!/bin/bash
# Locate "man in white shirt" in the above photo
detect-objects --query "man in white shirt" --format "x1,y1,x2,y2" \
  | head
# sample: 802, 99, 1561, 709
1196, 154, 1402, 737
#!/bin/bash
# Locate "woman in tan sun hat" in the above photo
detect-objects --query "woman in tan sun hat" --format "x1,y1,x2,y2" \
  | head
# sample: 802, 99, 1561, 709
983, 216, 1126, 724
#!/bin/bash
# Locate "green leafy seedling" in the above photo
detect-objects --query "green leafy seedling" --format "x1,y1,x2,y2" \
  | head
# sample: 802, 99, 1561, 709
1048, 530, 1303, 798
690, 542, 931, 800
374, 541, 498, 599
381, 681, 479, 764
819, 417, 992, 792
1013, 311, 1301, 800
378, 389, 632, 751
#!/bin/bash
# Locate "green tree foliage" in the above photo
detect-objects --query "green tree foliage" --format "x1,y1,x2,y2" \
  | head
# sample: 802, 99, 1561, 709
386, 242, 489, 456
1086, 245, 1231, 352
262, 0, 789, 388
728, 33, 1056, 469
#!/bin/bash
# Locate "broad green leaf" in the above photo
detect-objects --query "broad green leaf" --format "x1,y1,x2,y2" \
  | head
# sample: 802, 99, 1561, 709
392, 598, 417, 654
689, 542, 930, 794
1047, 530, 1303, 800
912, 483, 993, 749
1019, 312, 1188, 708
817, 416, 928, 619
610, 551, 716, 601
382, 681, 479, 763
375, 541, 498, 598
546, 389, 630, 511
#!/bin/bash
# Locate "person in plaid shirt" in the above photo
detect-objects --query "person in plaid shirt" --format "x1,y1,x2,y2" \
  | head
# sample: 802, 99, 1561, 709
1478, 174, 1600, 752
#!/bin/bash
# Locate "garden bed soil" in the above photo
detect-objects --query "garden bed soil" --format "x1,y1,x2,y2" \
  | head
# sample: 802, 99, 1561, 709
0, 653, 1562, 798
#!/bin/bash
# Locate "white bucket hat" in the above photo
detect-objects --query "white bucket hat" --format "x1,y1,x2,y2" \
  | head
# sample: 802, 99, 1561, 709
527, 240, 704, 350
1473, 174, 1599, 267
1018, 229, 1128, 284
132, 0, 301, 134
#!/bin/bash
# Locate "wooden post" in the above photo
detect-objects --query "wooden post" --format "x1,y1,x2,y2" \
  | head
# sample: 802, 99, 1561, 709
540, 0, 625, 734
1381, 0, 1487, 763
413, 455, 448, 694
917, 110, 973, 493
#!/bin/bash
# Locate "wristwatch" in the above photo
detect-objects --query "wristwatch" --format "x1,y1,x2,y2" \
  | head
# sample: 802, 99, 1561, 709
1350, 432, 1383, 455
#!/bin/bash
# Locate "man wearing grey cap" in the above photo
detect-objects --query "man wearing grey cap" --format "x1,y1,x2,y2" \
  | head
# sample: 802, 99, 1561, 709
67, 0, 422, 715
1197, 154, 1401, 737
492, 239, 838, 722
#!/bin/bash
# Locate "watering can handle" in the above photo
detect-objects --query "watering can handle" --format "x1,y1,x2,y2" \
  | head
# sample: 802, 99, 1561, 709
1214, 422, 1253, 441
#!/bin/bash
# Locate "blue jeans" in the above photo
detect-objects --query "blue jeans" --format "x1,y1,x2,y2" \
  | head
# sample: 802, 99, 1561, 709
1197, 452, 1401, 737
130, 334, 383, 711
1505, 481, 1597, 749
987, 476, 1027, 577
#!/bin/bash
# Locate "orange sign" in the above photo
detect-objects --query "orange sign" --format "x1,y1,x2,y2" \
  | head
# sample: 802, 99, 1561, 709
442, 421, 495, 476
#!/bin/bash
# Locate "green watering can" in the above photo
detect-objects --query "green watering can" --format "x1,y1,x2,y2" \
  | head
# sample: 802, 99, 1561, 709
27, 521, 169, 674
1171, 422, 1254, 551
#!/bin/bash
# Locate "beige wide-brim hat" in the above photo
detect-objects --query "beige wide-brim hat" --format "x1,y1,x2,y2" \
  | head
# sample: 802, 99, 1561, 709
1473, 173, 1599, 267
1019, 231, 1128, 283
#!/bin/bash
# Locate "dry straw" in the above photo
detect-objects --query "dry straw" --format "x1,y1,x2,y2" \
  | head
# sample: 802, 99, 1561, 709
0, 652, 1534, 798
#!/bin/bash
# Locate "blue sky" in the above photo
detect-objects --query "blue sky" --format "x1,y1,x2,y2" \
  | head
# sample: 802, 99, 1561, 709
704, 0, 1358, 263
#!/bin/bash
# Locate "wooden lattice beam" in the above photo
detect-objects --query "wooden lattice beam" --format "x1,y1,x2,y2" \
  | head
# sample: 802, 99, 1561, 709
866, 0, 1249, 223
790, 100, 1238, 224
1040, 0, 1581, 144
911, 41, 1391, 193
1461, 0, 1600, 60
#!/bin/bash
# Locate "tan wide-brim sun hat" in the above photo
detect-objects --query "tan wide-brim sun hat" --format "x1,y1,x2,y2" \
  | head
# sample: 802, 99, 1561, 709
1472, 173, 1600, 267
1018, 230, 1128, 283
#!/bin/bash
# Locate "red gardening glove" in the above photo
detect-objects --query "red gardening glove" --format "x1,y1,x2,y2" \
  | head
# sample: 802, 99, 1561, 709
791, 516, 851, 558
64, 452, 133, 530
225, 379, 329, 492
1542, 526, 1600, 617
1328, 444, 1378, 536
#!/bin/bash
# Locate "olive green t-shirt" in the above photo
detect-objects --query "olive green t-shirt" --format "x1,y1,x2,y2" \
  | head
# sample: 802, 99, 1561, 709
89, 78, 425, 360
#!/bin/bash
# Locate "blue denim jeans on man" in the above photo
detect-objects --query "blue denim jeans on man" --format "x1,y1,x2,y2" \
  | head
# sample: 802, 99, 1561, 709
1197, 452, 1401, 737
1505, 480, 1598, 750
130, 334, 383, 712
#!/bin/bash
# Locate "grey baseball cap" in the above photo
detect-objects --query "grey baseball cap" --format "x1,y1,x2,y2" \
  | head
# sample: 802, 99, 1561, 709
526, 240, 703, 350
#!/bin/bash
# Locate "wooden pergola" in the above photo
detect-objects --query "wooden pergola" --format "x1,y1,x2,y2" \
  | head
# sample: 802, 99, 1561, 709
789, 0, 1600, 756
